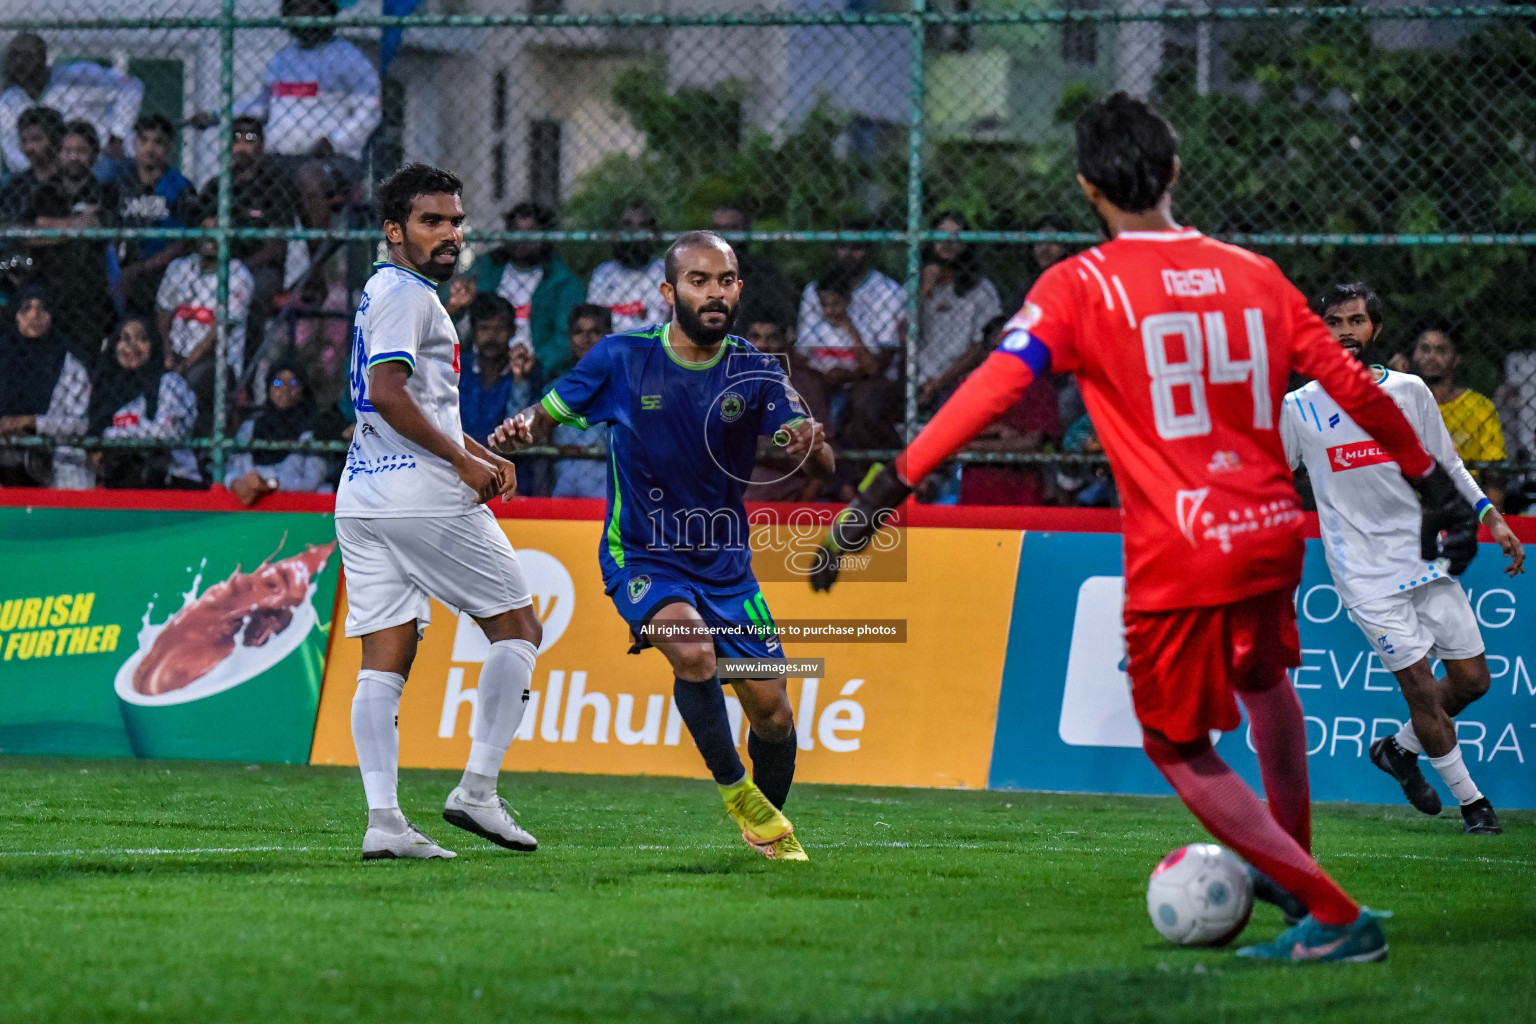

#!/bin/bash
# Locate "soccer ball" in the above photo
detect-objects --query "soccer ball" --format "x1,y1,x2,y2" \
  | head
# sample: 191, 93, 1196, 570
1146, 843, 1254, 947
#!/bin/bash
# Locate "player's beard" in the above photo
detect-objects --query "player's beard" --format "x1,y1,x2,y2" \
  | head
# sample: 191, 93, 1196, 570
407, 239, 459, 282
675, 298, 738, 347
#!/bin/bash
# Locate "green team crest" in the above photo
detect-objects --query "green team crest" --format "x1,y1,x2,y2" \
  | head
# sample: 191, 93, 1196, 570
720, 392, 746, 422
627, 575, 652, 603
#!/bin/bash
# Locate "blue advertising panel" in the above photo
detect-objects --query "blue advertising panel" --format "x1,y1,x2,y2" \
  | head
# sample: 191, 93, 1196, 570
991, 531, 1536, 810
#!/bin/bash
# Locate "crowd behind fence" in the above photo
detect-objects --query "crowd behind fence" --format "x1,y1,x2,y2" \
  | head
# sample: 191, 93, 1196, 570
1, 2, 1535, 512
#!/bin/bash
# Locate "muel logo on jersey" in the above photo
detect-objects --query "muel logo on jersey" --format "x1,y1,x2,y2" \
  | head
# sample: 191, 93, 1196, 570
627, 575, 651, 603
720, 392, 745, 422
1327, 441, 1392, 472
1328, 412, 1340, 428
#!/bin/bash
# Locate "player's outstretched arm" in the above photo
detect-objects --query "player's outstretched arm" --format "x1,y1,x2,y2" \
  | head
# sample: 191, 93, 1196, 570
779, 418, 835, 479
488, 404, 557, 455
368, 361, 501, 503
809, 347, 1036, 592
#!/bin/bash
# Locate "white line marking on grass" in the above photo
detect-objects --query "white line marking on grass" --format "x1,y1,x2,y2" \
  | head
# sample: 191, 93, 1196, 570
0, 845, 350, 858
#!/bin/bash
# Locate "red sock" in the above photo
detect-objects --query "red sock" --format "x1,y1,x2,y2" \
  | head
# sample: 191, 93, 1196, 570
1144, 730, 1359, 926
1238, 673, 1312, 853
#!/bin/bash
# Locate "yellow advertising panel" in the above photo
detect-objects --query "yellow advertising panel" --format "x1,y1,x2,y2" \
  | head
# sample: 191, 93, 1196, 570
312, 519, 1020, 789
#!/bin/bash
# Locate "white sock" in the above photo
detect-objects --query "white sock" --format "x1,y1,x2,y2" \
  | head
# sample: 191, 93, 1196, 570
1428, 746, 1483, 806
461, 637, 538, 799
1394, 721, 1423, 754
352, 670, 405, 818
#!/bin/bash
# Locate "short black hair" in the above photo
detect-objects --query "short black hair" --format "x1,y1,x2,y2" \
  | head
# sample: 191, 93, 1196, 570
1075, 92, 1179, 213
468, 292, 515, 329
133, 112, 176, 141
1314, 282, 1382, 326
569, 303, 613, 333
1414, 320, 1459, 351
61, 119, 99, 155
376, 162, 462, 228
231, 115, 264, 138
17, 105, 63, 148
815, 269, 855, 299
663, 230, 732, 286
504, 200, 556, 229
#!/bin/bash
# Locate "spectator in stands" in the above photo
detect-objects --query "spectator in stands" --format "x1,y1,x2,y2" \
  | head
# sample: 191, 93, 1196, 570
797, 223, 905, 364
800, 269, 902, 452
0, 287, 90, 487
87, 316, 199, 488
0, 105, 61, 225
474, 200, 586, 379
917, 210, 1001, 411
115, 114, 198, 318
225, 358, 330, 503
460, 293, 542, 450
156, 213, 254, 421
1412, 324, 1507, 508
742, 312, 826, 503
197, 116, 299, 336
712, 204, 796, 330
201, 0, 380, 169
1029, 213, 1073, 279
0, 33, 142, 178
958, 319, 1059, 506
0, 105, 62, 308
26, 120, 116, 351
1056, 413, 1115, 506
587, 202, 669, 334
549, 304, 611, 499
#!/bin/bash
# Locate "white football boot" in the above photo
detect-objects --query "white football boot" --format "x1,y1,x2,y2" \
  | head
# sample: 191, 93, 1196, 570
442, 786, 538, 851
362, 820, 457, 860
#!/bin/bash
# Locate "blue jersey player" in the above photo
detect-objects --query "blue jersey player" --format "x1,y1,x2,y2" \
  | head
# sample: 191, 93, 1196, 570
491, 231, 834, 860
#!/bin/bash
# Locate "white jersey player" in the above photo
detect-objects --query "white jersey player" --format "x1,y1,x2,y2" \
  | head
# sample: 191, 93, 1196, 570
1281, 283, 1524, 834
335, 164, 544, 860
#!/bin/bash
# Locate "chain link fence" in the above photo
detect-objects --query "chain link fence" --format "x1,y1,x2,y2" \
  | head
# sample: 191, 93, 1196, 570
0, 2, 1534, 510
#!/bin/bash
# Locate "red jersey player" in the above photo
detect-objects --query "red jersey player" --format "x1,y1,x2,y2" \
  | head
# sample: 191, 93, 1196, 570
814, 93, 1480, 962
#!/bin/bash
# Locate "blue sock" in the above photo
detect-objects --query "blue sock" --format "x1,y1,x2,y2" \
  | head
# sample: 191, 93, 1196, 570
673, 676, 746, 786
748, 726, 797, 809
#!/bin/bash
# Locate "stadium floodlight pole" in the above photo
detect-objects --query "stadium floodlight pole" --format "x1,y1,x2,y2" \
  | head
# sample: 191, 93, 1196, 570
210, 0, 236, 485
903, 0, 928, 449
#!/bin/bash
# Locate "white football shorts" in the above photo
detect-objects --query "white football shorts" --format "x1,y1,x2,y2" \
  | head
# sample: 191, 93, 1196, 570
336, 508, 532, 638
1347, 578, 1484, 672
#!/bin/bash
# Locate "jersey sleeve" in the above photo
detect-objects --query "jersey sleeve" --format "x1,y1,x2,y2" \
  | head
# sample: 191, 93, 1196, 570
1283, 278, 1434, 478
1413, 379, 1488, 510
543, 336, 618, 429
364, 283, 429, 375
894, 265, 1078, 483
755, 354, 811, 436
1280, 394, 1303, 472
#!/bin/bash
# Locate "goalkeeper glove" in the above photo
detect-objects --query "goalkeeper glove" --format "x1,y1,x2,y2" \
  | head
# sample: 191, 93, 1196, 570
1411, 460, 1479, 576
809, 464, 912, 593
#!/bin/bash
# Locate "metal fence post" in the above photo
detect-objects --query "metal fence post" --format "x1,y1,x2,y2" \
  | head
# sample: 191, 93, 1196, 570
904, 0, 928, 451
210, 0, 236, 485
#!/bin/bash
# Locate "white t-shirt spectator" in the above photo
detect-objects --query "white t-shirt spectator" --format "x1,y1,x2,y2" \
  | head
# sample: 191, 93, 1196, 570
496, 264, 543, 352
0, 62, 143, 174
799, 310, 886, 376
102, 372, 201, 483
155, 255, 254, 372
237, 40, 381, 160
587, 259, 669, 335
917, 278, 1001, 385
798, 269, 906, 350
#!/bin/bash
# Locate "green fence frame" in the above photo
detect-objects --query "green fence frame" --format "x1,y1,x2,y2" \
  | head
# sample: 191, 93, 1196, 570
3, 2, 1536, 480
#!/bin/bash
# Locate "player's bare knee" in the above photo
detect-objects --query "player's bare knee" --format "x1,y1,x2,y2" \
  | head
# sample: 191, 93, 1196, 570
750, 701, 794, 742
670, 645, 716, 682
479, 604, 542, 648
1447, 657, 1491, 702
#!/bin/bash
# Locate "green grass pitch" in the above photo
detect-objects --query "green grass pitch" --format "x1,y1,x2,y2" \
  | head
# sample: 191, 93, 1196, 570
0, 757, 1529, 1023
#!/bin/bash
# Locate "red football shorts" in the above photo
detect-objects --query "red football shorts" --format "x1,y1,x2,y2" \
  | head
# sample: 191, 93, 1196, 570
1123, 587, 1301, 745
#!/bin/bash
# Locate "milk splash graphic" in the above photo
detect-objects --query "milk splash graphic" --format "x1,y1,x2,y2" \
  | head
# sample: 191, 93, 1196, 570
114, 542, 335, 708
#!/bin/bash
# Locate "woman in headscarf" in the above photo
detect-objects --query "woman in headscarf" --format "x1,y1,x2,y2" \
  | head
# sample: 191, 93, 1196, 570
87, 316, 199, 488
0, 286, 91, 487
224, 357, 330, 504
